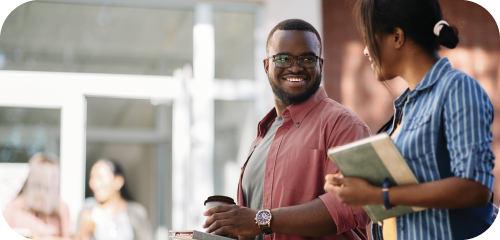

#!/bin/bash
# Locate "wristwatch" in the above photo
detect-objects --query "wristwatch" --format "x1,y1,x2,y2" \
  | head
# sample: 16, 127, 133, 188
255, 209, 273, 234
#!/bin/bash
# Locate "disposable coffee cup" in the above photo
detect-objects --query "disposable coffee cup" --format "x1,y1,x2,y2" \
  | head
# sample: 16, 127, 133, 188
204, 196, 236, 236
204, 195, 236, 210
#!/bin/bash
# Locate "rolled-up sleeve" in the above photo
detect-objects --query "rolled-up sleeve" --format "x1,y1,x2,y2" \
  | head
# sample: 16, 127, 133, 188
319, 193, 370, 234
443, 75, 495, 191
321, 115, 372, 233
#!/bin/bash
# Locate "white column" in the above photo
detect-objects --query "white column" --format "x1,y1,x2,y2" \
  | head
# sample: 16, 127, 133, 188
253, 7, 274, 121
189, 2, 215, 230
59, 91, 86, 234
155, 103, 171, 240
172, 68, 191, 231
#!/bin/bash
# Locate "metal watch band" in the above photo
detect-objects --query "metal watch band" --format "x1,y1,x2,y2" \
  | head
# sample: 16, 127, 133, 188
382, 177, 392, 210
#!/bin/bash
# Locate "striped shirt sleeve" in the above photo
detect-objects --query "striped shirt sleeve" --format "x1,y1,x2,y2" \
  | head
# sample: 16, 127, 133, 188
442, 72, 495, 190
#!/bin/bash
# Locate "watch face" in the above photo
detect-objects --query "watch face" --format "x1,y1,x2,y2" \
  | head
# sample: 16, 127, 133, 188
256, 211, 271, 224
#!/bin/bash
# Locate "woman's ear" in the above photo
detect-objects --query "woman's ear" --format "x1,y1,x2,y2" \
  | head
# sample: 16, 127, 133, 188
113, 174, 125, 191
393, 27, 405, 49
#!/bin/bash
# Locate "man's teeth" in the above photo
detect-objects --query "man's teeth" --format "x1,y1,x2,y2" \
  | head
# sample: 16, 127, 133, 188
287, 78, 303, 82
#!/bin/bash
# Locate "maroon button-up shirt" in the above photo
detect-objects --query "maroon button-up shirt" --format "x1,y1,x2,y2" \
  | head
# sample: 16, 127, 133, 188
237, 87, 371, 240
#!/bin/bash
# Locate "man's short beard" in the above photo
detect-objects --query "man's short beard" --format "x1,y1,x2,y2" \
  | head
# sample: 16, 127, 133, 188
270, 75, 322, 105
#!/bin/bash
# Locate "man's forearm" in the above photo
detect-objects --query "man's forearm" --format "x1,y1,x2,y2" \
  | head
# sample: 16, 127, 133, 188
270, 198, 337, 237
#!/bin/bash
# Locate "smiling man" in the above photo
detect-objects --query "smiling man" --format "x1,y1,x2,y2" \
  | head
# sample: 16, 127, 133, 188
203, 19, 371, 240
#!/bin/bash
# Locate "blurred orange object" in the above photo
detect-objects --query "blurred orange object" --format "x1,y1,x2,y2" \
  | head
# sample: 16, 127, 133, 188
81, 210, 95, 234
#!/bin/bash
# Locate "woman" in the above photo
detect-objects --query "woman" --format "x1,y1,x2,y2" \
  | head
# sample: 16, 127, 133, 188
3, 152, 71, 240
75, 159, 152, 240
324, 0, 495, 240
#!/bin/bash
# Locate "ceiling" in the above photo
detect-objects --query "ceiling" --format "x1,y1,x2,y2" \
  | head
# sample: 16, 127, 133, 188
0, 1, 194, 76
0, 1, 255, 79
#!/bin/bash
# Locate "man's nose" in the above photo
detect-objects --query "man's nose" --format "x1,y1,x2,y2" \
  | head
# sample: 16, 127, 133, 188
363, 47, 369, 56
288, 59, 304, 72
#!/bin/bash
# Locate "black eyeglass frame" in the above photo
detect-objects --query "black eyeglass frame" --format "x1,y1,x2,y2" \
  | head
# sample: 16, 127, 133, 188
265, 54, 323, 69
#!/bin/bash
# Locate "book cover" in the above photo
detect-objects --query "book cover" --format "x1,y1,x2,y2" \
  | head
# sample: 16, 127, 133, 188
170, 230, 234, 240
327, 133, 426, 222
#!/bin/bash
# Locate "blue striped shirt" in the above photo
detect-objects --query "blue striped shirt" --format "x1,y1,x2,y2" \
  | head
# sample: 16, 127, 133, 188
372, 57, 496, 240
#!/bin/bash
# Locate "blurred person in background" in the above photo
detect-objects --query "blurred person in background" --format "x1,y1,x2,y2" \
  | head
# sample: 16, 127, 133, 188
2, 152, 71, 240
74, 159, 151, 240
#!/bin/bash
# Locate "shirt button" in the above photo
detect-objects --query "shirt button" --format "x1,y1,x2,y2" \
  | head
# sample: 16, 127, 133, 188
296, 121, 300, 125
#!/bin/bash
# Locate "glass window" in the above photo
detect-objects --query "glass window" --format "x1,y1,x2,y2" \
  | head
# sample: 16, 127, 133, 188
86, 97, 155, 129
0, 107, 60, 163
0, 2, 194, 76
214, 100, 255, 199
214, 11, 254, 80
86, 96, 172, 230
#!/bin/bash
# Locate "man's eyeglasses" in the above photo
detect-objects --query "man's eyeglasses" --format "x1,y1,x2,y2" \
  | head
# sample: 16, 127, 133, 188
266, 54, 322, 69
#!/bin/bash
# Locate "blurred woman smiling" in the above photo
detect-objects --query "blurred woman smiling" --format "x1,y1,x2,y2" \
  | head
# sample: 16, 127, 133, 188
75, 159, 151, 240
324, 0, 495, 240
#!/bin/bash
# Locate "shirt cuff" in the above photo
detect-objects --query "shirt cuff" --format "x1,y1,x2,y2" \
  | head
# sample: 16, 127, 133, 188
318, 193, 369, 234
452, 142, 495, 191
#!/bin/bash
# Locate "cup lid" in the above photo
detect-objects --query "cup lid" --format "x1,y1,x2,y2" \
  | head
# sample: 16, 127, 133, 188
204, 195, 236, 205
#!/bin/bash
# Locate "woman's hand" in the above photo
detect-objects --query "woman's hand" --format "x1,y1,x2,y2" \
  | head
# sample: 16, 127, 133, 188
74, 211, 94, 240
324, 174, 382, 208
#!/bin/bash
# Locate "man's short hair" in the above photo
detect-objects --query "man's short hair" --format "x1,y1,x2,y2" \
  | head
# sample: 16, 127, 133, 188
266, 19, 322, 57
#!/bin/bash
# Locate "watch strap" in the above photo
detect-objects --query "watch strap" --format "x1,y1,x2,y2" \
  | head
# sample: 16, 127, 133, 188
382, 177, 392, 210
260, 224, 273, 235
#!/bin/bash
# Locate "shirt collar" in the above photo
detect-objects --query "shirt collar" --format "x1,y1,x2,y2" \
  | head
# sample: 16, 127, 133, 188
257, 86, 328, 135
394, 88, 410, 108
257, 108, 278, 137
394, 57, 452, 108
414, 57, 452, 91
287, 86, 328, 127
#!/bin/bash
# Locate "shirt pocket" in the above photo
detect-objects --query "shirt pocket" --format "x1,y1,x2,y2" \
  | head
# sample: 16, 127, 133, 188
284, 148, 325, 195
404, 112, 432, 131
401, 111, 435, 160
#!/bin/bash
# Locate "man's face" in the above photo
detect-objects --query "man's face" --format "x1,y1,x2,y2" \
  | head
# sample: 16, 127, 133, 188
264, 30, 323, 105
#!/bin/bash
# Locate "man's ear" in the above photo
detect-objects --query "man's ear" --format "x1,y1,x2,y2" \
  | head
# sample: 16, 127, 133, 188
318, 57, 324, 73
263, 57, 269, 75
393, 27, 405, 49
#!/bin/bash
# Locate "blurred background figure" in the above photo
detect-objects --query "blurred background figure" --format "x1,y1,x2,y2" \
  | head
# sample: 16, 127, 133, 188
75, 159, 152, 240
2, 152, 71, 239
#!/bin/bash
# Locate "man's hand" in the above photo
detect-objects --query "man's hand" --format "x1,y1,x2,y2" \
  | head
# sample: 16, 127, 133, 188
203, 205, 262, 237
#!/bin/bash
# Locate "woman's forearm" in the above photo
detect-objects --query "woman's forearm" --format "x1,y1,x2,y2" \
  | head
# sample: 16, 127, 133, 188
325, 175, 491, 209
385, 177, 491, 209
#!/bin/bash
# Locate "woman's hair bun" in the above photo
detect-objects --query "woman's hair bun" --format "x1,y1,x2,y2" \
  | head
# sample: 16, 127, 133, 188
438, 25, 459, 49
